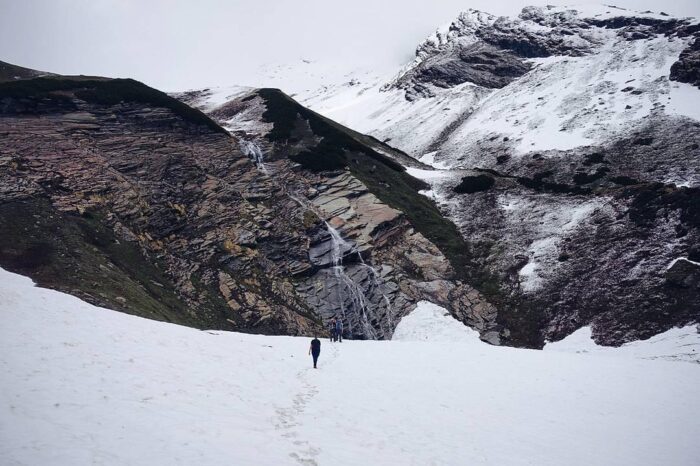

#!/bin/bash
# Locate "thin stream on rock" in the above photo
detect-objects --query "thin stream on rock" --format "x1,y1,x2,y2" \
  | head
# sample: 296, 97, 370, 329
324, 221, 376, 339
240, 140, 268, 173
291, 192, 391, 339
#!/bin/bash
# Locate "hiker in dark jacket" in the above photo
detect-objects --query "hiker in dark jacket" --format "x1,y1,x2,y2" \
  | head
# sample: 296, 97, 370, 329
309, 336, 321, 368
329, 319, 337, 342
335, 319, 344, 342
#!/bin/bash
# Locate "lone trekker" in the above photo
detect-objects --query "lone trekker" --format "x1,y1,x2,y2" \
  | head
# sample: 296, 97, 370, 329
309, 336, 321, 369
329, 318, 337, 342
335, 319, 343, 343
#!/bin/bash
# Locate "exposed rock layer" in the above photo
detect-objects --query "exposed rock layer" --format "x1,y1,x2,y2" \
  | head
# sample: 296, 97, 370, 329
0, 76, 500, 342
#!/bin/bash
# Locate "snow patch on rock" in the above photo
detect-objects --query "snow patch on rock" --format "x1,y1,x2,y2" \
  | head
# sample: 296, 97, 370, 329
392, 301, 482, 342
441, 35, 695, 163
666, 257, 700, 270
546, 325, 700, 364
499, 194, 604, 292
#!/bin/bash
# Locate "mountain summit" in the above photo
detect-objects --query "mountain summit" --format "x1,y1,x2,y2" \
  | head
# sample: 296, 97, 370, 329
294, 4, 700, 163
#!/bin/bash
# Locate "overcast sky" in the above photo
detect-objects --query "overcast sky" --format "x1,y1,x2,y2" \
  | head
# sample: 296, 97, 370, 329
1, 0, 699, 91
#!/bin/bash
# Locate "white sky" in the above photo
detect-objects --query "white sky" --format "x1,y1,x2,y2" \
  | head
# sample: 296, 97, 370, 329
1, 0, 699, 91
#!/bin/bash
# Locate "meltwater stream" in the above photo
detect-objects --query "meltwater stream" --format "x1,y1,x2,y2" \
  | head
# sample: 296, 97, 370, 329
290, 193, 394, 339
324, 222, 397, 339
240, 140, 268, 173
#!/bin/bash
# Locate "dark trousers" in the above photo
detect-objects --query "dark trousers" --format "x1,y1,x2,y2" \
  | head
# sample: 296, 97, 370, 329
312, 351, 320, 368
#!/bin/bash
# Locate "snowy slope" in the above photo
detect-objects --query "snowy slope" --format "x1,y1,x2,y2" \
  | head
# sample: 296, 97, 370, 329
545, 325, 700, 363
392, 300, 484, 342
439, 37, 699, 164
2, 267, 700, 465
179, 5, 700, 171
290, 5, 700, 168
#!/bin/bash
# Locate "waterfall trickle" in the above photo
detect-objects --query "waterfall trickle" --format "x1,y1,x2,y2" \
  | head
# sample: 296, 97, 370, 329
291, 192, 394, 339
324, 221, 376, 339
360, 262, 395, 328
240, 140, 268, 173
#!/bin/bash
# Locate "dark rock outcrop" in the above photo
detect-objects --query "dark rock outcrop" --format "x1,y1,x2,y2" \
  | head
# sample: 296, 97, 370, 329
671, 36, 700, 89
392, 43, 531, 95
453, 174, 495, 193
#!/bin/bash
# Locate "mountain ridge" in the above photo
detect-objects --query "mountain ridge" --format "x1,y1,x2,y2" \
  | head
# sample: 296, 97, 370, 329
179, 3, 700, 345
3, 0, 699, 348
0, 67, 503, 344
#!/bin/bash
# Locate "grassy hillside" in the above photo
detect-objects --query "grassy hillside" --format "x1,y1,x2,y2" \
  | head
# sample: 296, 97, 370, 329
0, 198, 203, 326
0, 60, 53, 82
0, 76, 227, 134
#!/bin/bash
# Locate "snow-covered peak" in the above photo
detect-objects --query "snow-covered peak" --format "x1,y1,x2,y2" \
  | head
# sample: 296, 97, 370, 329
293, 2, 699, 165
424, 8, 498, 52
389, 9, 497, 87
524, 3, 683, 21
400, 3, 689, 76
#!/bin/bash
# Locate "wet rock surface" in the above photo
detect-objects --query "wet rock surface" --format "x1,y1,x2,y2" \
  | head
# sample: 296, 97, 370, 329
203, 90, 501, 341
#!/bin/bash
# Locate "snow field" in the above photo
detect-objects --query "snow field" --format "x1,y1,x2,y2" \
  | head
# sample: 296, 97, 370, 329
1, 269, 699, 465
545, 325, 700, 364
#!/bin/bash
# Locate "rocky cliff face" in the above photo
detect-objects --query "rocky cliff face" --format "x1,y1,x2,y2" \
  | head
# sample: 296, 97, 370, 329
226, 4, 700, 346
0, 77, 316, 335
0, 75, 499, 342
419, 165, 700, 345
181, 87, 502, 342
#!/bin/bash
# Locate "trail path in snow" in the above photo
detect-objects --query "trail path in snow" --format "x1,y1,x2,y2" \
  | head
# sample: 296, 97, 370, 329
277, 342, 341, 465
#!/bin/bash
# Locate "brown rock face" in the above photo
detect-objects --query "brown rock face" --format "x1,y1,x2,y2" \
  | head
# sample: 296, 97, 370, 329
0, 77, 500, 342
0, 79, 325, 335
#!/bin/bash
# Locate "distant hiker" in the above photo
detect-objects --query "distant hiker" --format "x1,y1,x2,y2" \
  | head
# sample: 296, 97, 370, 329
309, 336, 321, 368
335, 319, 344, 343
329, 319, 337, 342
